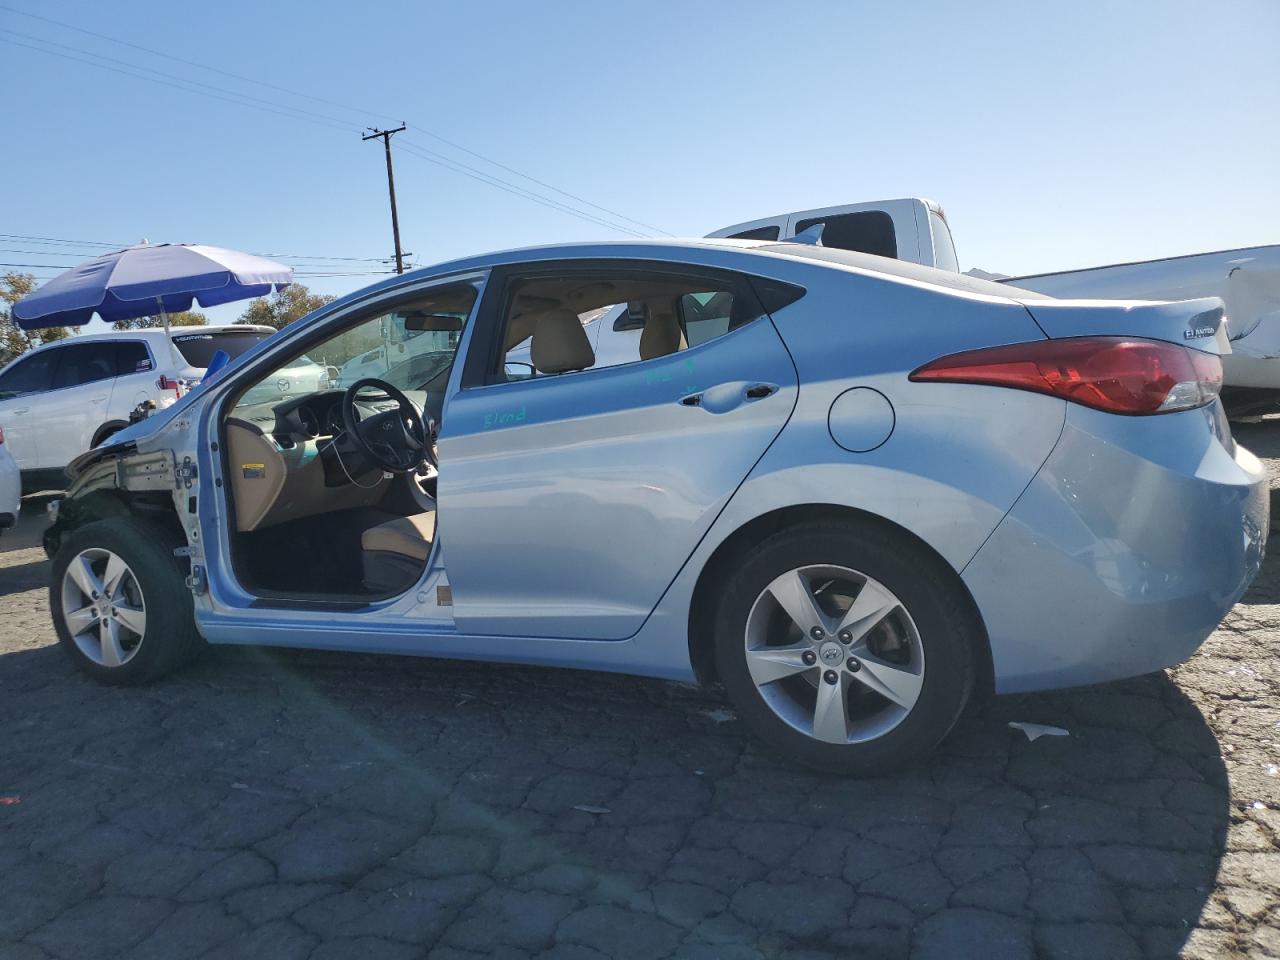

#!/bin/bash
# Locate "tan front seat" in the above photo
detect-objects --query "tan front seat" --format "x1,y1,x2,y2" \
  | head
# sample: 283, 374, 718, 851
640, 306, 685, 360
531, 308, 595, 373
361, 511, 435, 591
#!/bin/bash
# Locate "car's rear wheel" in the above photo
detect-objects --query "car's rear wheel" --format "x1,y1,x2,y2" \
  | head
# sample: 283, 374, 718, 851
714, 520, 976, 774
50, 518, 202, 685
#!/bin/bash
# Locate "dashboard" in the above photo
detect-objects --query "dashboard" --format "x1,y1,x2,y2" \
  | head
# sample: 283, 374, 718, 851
232, 388, 429, 449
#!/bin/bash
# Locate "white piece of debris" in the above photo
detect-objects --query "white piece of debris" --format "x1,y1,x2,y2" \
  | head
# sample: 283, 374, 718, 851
572, 804, 611, 815
701, 708, 736, 724
1009, 721, 1070, 742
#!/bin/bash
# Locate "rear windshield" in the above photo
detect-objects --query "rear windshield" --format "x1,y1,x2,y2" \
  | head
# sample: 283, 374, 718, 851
793, 211, 897, 258
170, 331, 272, 367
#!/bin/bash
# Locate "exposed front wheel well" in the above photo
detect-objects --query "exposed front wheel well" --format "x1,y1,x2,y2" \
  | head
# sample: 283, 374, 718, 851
686, 503, 994, 699
43, 490, 185, 560
91, 421, 131, 448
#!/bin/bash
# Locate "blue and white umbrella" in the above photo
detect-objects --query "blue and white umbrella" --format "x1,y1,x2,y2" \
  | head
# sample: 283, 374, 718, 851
13, 242, 293, 329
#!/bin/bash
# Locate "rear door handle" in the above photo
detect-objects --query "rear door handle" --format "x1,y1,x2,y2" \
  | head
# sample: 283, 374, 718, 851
679, 380, 778, 414
91, 395, 108, 403
11, 407, 29, 415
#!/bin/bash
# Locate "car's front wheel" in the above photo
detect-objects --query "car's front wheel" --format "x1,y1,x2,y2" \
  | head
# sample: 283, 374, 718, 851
50, 518, 203, 685
714, 520, 977, 774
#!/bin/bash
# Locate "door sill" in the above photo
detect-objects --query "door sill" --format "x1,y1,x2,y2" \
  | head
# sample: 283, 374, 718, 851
248, 596, 373, 611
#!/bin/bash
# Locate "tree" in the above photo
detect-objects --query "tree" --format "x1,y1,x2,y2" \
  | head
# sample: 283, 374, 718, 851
113, 310, 209, 330
0, 272, 70, 367
238, 284, 335, 330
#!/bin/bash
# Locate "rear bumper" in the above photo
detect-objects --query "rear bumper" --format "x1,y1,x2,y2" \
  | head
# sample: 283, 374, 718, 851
963, 402, 1268, 694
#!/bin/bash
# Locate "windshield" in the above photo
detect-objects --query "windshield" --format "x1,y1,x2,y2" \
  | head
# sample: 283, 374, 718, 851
171, 330, 272, 367
231, 284, 477, 412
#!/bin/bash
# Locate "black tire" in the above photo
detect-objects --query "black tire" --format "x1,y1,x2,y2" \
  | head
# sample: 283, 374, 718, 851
92, 423, 127, 448
714, 520, 977, 775
49, 517, 203, 685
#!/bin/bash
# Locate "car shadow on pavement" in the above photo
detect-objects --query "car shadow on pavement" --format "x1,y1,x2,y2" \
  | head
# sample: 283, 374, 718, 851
0, 558, 53, 597
0, 632, 1229, 959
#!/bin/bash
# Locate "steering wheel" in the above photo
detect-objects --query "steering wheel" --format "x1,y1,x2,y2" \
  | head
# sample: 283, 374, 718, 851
340, 378, 435, 475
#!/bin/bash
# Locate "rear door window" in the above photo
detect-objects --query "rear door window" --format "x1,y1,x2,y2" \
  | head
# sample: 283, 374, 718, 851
678, 290, 736, 347
171, 331, 272, 367
485, 267, 786, 381
114, 340, 154, 375
51, 343, 117, 390
0, 349, 60, 398
793, 210, 897, 259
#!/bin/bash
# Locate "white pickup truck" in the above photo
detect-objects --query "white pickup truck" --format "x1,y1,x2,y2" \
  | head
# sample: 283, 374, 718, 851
707, 197, 960, 271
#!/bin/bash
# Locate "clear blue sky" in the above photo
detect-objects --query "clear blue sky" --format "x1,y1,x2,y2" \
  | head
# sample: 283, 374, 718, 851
3, 0, 1278, 325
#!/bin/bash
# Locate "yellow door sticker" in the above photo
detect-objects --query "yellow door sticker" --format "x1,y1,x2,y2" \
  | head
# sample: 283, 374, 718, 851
241, 463, 266, 479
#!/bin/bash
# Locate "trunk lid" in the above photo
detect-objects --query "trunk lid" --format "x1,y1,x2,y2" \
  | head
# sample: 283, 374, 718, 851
1017, 296, 1229, 355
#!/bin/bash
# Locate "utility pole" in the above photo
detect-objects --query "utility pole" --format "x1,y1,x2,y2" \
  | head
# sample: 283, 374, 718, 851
362, 124, 407, 274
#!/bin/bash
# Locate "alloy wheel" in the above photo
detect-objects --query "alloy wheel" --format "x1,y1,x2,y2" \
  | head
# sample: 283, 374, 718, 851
60, 547, 147, 668
744, 564, 924, 744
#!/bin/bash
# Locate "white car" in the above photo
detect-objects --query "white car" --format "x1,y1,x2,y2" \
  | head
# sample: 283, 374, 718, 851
0, 428, 19, 536
0, 325, 283, 490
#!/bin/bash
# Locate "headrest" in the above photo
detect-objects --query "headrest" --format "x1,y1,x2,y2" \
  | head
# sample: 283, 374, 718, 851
531, 308, 595, 374
640, 307, 684, 360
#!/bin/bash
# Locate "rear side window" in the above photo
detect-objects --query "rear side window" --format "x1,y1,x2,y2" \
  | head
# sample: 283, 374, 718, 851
727, 225, 782, 241
171, 331, 272, 367
794, 210, 897, 259
51, 343, 117, 390
678, 290, 737, 347
0, 349, 59, 397
114, 340, 153, 375
488, 267, 776, 381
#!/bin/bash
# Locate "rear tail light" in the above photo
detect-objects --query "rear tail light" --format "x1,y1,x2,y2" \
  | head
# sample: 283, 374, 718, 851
157, 375, 185, 398
909, 336, 1222, 415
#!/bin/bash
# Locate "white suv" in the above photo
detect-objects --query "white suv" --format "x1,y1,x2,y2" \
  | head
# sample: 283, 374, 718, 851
0, 325, 309, 489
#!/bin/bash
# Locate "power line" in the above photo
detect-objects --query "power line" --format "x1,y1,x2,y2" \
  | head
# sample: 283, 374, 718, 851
400, 139, 670, 236
0, 247, 111, 258
0, 233, 122, 247
395, 141, 649, 238
0, 34, 357, 135
293, 271, 399, 277
4, 34, 657, 239
0, 4, 672, 236
0, 3, 389, 122
1, 262, 98, 268
253, 252, 397, 263
0, 26, 361, 132
0, 234, 398, 264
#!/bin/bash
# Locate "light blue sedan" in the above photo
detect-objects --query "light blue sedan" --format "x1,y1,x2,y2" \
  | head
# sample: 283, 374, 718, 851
42, 239, 1267, 773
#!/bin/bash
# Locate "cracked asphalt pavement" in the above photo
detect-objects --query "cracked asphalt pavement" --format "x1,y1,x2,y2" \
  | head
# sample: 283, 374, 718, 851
4, 423, 1280, 959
